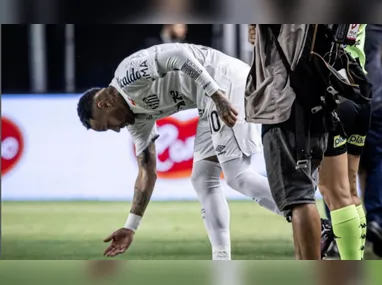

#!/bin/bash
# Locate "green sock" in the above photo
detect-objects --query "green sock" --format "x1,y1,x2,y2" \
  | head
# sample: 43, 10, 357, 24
356, 204, 367, 259
331, 205, 362, 260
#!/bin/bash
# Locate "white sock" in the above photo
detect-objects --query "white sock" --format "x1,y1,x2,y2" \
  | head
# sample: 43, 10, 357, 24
221, 156, 282, 216
191, 160, 231, 260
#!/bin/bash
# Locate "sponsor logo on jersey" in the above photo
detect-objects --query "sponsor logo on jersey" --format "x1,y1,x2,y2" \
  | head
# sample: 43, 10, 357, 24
139, 60, 152, 79
348, 134, 366, 147
333, 135, 347, 148
142, 94, 160, 109
1, 117, 25, 176
117, 60, 153, 88
117, 68, 141, 88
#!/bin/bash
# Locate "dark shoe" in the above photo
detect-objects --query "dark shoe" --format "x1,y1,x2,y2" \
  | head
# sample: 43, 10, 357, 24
321, 218, 335, 259
367, 221, 382, 258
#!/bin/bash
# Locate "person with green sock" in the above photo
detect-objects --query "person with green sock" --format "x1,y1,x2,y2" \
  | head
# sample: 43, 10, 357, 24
319, 24, 370, 260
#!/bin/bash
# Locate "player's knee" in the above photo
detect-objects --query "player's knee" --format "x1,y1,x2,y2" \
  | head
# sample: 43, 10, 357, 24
225, 176, 239, 191
319, 182, 353, 210
191, 160, 222, 197
225, 168, 249, 191
221, 158, 252, 190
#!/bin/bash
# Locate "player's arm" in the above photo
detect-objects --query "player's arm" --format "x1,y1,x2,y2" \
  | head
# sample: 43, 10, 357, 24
153, 47, 239, 126
124, 140, 157, 231
153, 46, 222, 97
103, 125, 158, 258
132, 46, 238, 126
119, 45, 224, 97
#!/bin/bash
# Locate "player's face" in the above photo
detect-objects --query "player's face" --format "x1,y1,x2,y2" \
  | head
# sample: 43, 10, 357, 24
90, 112, 125, 133
90, 101, 129, 133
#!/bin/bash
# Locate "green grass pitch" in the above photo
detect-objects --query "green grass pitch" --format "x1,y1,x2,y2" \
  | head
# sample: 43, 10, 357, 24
1, 200, 380, 260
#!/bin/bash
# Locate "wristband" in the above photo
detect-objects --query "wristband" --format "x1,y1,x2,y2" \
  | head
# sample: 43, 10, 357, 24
195, 75, 220, 97
124, 213, 142, 232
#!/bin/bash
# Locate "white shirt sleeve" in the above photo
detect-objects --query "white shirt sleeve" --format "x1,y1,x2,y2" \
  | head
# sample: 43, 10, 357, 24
110, 45, 221, 96
127, 120, 157, 156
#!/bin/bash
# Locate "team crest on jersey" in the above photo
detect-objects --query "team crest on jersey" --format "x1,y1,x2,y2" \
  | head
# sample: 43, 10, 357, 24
142, 94, 160, 109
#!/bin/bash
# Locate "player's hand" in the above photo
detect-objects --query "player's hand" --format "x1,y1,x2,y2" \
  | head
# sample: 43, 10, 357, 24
248, 24, 256, 45
103, 228, 134, 257
211, 90, 238, 128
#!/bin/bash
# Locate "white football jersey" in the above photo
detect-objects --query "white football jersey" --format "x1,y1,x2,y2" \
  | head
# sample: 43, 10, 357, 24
109, 43, 250, 155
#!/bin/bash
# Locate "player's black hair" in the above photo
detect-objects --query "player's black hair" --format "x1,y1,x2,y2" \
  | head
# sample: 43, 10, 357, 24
77, 87, 102, 129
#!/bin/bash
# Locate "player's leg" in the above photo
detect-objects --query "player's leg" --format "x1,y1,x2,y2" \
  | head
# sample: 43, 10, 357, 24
261, 125, 324, 260
191, 106, 283, 259
191, 158, 231, 260
343, 102, 372, 259
208, 77, 324, 259
319, 103, 362, 260
208, 99, 320, 222
319, 153, 361, 260
218, 154, 282, 215
204, 81, 283, 216
192, 115, 231, 260
348, 153, 367, 258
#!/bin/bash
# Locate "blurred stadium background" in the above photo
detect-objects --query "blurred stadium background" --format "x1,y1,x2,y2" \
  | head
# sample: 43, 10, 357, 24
1, 24, 375, 260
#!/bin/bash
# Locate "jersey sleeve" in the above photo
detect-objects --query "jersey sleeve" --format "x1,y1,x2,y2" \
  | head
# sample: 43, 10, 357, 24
127, 120, 157, 156
110, 44, 221, 96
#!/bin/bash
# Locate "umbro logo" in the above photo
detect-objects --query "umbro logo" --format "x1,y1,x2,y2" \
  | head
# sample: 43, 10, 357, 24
215, 145, 225, 153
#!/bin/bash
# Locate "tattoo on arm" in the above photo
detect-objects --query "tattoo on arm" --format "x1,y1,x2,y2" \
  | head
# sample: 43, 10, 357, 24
131, 186, 150, 216
211, 92, 230, 116
131, 141, 157, 217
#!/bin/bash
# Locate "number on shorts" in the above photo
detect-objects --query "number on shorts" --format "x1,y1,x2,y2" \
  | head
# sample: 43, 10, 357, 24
209, 111, 221, 133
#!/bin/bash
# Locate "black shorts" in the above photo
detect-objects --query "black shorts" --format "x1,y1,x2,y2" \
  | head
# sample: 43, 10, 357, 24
325, 100, 371, 157
262, 125, 328, 215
